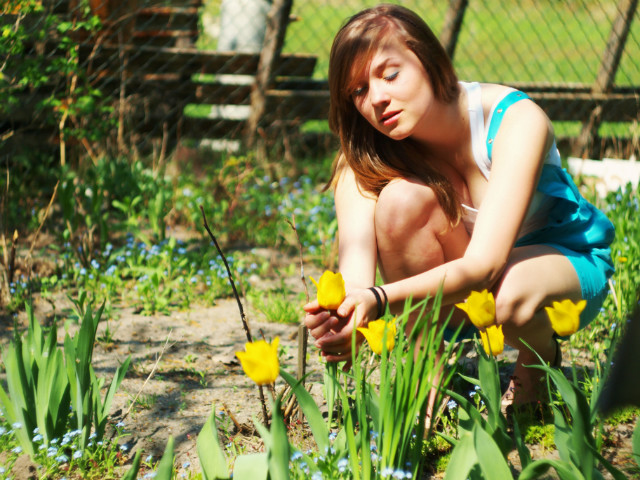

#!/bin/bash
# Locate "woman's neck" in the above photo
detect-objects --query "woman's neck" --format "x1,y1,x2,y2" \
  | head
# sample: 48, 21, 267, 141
411, 91, 471, 169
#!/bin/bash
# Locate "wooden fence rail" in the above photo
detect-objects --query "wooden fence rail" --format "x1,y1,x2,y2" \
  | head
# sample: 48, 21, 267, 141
1, 0, 639, 158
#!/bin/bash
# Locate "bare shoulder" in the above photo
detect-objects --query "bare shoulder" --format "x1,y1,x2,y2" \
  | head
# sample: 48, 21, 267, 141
476, 83, 546, 120
477, 82, 513, 110
477, 82, 552, 136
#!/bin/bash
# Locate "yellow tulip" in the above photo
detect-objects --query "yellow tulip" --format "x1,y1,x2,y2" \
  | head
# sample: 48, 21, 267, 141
235, 337, 280, 386
479, 324, 504, 356
310, 271, 346, 310
545, 299, 586, 336
357, 319, 396, 355
455, 289, 496, 329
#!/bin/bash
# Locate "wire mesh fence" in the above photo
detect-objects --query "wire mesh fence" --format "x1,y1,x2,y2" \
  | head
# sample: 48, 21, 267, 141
1, 0, 639, 163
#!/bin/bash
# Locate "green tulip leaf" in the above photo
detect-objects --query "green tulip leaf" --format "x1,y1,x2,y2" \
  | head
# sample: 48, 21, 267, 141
473, 424, 513, 480
443, 431, 477, 480
155, 436, 175, 479
633, 418, 640, 468
520, 458, 586, 480
233, 453, 268, 480
197, 407, 229, 480
268, 399, 290, 480
121, 450, 143, 480
280, 369, 329, 452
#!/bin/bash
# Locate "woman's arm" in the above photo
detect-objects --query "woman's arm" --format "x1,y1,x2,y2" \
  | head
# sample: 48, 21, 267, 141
320, 100, 554, 355
334, 161, 378, 290
304, 159, 378, 357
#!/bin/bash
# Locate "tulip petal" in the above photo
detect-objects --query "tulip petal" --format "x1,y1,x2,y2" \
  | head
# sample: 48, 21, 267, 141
236, 337, 280, 385
455, 290, 496, 329
479, 324, 504, 356
358, 319, 396, 355
312, 271, 346, 310
545, 299, 585, 336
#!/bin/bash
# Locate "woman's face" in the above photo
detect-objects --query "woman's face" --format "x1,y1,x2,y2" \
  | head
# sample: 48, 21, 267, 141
350, 38, 435, 141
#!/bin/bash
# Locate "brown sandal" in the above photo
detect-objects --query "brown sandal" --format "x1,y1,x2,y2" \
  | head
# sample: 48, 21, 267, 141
502, 339, 562, 416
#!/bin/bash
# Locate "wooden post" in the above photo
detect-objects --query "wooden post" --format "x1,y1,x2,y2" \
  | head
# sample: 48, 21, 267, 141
440, 0, 468, 60
576, 0, 638, 158
245, 0, 294, 149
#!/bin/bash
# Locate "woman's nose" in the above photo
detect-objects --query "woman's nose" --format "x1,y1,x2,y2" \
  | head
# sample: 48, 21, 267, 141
369, 81, 390, 106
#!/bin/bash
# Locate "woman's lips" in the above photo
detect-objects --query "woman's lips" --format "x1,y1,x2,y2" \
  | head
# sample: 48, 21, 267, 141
380, 111, 400, 126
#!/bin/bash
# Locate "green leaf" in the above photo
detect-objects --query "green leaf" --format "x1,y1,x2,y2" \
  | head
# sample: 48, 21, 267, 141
443, 432, 477, 480
553, 405, 573, 463
279, 370, 329, 452
95, 356, 131, 436
233, 453, 268, 480
634, 417, 640, 468
512, 416, 532, 469
520, 459, 586, 480
197, 407, 229, 480
588, 441, 628, 480
155, 436, 175, 479
253, 419, 272, 452
121, 450, 143, 480
268, 400, 290, 480
473, 424, 513, 480
323, 362, 339, 428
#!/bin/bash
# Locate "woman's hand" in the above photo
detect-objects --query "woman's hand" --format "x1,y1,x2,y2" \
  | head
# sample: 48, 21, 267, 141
304, 288, 379, 364
304, 300, 340, 341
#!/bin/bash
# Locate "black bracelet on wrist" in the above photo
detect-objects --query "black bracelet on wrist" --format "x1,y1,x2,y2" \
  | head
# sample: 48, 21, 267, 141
368, 286, 383, 319
378, 286, 388, 315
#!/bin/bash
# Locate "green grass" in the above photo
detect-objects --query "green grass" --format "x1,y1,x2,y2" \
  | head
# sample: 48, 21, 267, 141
280, 0, 640, 85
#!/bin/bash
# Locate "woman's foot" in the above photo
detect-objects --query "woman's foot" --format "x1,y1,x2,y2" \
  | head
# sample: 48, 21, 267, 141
501, 340, 561, 413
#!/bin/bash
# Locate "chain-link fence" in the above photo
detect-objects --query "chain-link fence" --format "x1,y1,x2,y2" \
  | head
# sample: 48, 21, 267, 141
1, 0, 639, 162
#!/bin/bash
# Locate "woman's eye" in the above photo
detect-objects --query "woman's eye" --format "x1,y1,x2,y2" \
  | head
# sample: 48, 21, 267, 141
384, 71, 399, 82
352, 86, 366, 97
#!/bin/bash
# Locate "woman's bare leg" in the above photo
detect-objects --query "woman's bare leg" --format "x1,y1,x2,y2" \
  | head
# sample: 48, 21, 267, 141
494, 244, 582, 406
374, 178, 470, 425
374, 179, 584, 411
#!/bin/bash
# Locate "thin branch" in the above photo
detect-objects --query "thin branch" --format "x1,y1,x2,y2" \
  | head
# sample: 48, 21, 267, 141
286, 214, 310, 304
8, 230, 17, 285
121, 333, 173, 424
200, 205, 252, 342
26, 181, 59, 280
199, 205, 270, 427
287, 214, 310, 422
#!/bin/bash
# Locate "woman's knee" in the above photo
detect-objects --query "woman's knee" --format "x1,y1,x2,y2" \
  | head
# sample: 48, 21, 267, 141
494, 284, 541, 330
375, 178, 446, 243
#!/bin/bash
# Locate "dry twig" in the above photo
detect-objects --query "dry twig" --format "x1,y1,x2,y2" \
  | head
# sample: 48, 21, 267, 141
26, 181, 59, 280
200, 205, 270, 427
286, 214, 310, 421
121, 333, 174, 424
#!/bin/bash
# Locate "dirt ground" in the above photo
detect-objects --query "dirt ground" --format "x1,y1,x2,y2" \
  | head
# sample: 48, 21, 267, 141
1, 251, 638, 479
1, 250, 331, 479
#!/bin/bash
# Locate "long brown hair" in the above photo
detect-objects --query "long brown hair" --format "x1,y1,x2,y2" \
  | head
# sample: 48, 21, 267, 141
328, 4, 462, 223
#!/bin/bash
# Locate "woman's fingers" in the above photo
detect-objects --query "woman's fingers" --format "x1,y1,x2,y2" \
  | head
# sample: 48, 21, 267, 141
304, 309, 330, 330
309, 321, 334, 341
323, 350, 353, 363
303, 299, 321, 312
